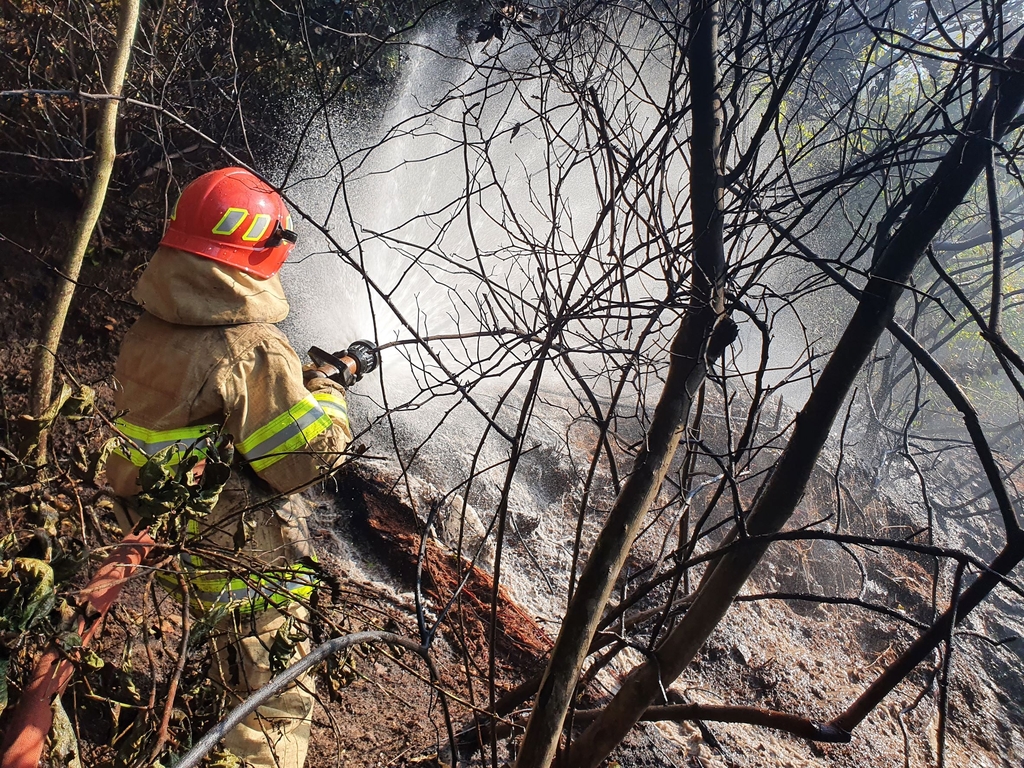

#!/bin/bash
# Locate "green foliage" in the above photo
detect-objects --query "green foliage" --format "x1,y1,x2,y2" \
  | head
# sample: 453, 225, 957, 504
0, 416, 233, 741
186, 602, 230, 651
0, 522, 93, 713
0, 556, 56, 715
0, 557, 56, 636
14, 383, 95, 466
130, 437, 233, 540
205, 750, 243, 768
268, 612, 308, 674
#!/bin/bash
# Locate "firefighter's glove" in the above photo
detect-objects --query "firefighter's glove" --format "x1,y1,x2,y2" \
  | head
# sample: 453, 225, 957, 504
302, 362, 329, 382
303, 370, 347, 398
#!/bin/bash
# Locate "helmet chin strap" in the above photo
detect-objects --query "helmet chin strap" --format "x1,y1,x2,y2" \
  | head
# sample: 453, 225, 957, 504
266, 221, 299, 248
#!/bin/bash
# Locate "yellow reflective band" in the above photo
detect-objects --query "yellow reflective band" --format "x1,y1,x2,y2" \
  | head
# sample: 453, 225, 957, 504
182, 518, 204, 568
236, 395, 317, 454
312, 390, 349, 431
159, 563, 318, 614
237, 394, 334, 472
211, 207, 248, 235
112, 443, 205, 468
113, 419, 218, 467
241, 213, 272, 242
116, 419, 217, 446
170, 198, 179, 221
247, 414, 332, 472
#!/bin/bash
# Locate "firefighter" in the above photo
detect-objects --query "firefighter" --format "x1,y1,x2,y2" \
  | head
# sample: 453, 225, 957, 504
105, 167, 353, 767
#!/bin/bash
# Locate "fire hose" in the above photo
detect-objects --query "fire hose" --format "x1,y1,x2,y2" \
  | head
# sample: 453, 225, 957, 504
0, 531, 155, 768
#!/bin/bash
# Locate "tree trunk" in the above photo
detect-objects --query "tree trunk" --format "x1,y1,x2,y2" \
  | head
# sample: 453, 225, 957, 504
29, 0, 140, 463
511, 1, 729, 764
565, 33, 1024, 768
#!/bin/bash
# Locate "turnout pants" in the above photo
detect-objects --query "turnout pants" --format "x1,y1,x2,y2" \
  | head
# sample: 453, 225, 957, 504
211, 604, 316, 768
114, 488, 318, 768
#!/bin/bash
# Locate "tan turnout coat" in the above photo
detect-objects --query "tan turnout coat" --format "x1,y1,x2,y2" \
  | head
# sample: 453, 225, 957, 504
107, 246, 352, 593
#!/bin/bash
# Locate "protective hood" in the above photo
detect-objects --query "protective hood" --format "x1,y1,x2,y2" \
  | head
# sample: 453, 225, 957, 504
132, 246, 290, 326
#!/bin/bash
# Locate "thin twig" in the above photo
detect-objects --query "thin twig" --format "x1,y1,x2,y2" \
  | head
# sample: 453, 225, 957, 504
147, 565, 190, 763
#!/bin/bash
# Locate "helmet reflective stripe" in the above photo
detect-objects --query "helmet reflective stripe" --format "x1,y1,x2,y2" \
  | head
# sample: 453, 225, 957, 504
170, 197, 179, 221
241, 213, 272, 242
211, 207, 248, 236
236, 394, 333, 472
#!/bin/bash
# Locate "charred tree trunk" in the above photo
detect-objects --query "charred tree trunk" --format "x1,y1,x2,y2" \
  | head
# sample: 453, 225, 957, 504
510, 2, 731, 765
566, 34, 1024, 768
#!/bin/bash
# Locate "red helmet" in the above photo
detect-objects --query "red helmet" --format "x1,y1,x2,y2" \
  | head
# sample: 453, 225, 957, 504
160, 167, 298, 279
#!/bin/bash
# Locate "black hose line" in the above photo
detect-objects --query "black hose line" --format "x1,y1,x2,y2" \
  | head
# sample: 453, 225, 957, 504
173, 631, 454, 768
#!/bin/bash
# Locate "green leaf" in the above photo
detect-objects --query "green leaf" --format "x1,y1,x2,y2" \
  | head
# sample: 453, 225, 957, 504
58, 631, 84, 651
92, 439, 118, 485
268, 614, 307, 675
139, 448, 176, 493
206, 750, 243, 768
59, 385, 95, 422
50, 697, 83, 768
81, 648, 106, 671
0, 557, 56, 636
0, 533, 17, 559
15, 382, 72, 460
0, 655, 9, 717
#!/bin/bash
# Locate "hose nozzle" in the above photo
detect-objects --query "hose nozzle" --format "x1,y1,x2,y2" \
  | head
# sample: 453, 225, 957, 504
307, 340, 380, 388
